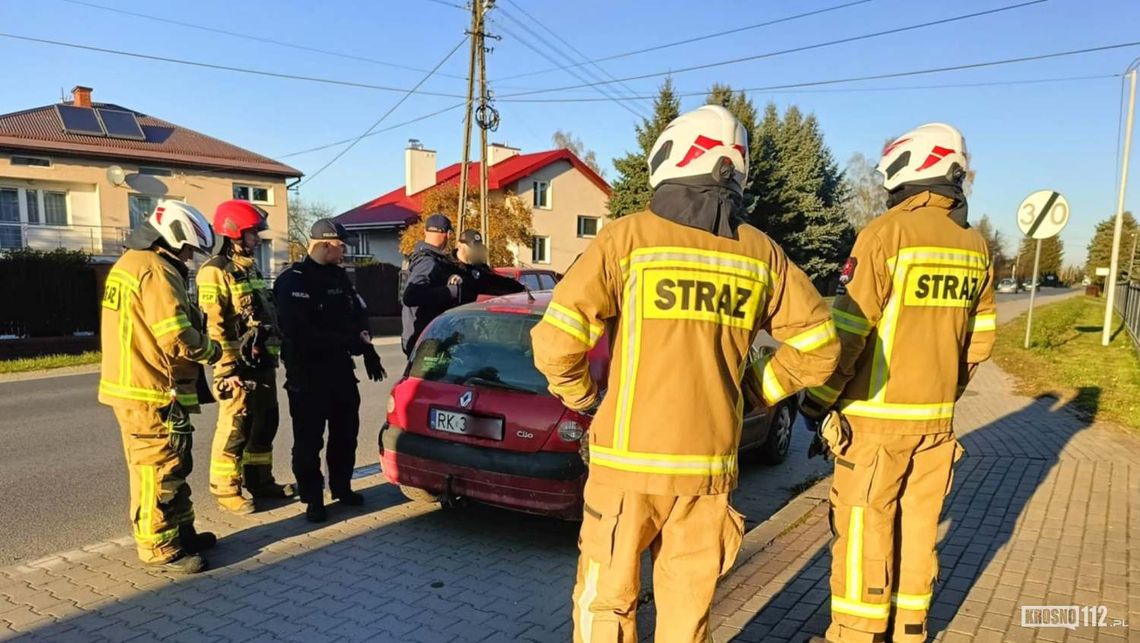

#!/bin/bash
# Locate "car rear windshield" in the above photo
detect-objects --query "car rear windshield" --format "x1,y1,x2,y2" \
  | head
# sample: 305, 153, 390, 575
408, 311, 548, 394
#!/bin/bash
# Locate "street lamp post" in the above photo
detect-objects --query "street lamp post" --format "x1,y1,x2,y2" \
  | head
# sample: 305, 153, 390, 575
1103, 65, 1138, 346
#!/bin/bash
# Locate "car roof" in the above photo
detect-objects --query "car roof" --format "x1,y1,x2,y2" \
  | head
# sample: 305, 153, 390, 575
451, 290, 552, 315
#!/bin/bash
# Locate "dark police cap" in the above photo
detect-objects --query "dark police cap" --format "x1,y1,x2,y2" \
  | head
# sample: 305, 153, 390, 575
458, 229, 484, 246
424, 213, 453, 233
310, 218, 355, 242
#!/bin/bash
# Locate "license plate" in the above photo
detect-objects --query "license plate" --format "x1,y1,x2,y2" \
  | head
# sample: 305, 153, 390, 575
429, 408, 503, 440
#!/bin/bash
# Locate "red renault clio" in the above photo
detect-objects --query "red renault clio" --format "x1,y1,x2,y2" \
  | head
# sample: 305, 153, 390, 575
380, 291, 796, 520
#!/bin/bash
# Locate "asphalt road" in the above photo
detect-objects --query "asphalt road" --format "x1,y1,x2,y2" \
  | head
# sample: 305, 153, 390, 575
0, 343, 406, 566
0, 288, 1081, 565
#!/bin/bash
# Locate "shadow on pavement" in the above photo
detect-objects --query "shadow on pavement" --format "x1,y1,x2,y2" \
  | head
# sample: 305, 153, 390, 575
719, 388, 1100, 642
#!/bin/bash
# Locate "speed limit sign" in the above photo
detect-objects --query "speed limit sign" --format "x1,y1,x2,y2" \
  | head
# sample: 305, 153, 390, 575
1016, 190, 1069, 239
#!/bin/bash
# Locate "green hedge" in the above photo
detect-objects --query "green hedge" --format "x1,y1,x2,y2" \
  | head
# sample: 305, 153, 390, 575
0, 248, 98, 337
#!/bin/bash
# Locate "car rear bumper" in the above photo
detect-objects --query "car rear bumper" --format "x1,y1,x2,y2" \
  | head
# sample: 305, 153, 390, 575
380, 424, 586, 520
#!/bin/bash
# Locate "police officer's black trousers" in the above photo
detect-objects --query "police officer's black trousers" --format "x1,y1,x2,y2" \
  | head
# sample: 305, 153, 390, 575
286, 383, 360, 503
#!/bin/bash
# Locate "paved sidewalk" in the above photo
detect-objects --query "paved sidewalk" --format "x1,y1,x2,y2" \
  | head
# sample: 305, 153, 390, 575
709, 360, 1140, 642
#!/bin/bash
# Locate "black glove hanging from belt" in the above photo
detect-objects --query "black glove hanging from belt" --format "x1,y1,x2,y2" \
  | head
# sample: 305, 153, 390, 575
239, 326, 268, 368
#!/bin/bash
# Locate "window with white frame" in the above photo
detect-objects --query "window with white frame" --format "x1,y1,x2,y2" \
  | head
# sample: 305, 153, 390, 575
25, 190, 40, 224
10, 155, 51, 168
532, 180, 551, 209
532, 236, 550, 264
43, 191, 68, 226
577, 216, 599, 238
353, 232, 370, 256
128, 194, 158, 229
137, 166, 173, 177
233, 184, 273, 205
0, 188, 19, 248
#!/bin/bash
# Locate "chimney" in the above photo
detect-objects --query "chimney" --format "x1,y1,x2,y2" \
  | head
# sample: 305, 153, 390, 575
486, 142, 521, 167
405, 139, 437, 196
71, 85, 93, 108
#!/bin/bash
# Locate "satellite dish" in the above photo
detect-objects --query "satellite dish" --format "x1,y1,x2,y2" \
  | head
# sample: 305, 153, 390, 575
106, 165, 127, 187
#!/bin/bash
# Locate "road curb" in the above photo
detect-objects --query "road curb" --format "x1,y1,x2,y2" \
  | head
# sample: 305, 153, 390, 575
732, 475, 831, 574
0, 363, 100, 383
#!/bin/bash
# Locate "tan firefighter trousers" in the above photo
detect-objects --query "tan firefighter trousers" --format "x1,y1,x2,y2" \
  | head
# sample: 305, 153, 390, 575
113, 404, 196, 564
572, 478, 745, 643
827, 430, 964, 643
209, 367, 280, 497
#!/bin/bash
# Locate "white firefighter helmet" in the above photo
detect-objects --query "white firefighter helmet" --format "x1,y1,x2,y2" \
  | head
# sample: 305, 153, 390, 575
876, 122, 968, 192
148, 200, 215, 254
648, 105, 749, 194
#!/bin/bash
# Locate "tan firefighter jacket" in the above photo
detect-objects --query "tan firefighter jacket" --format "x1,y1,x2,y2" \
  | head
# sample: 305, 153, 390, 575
196, 250, 280, 379
532, 210, 841, 496
99, 248, 220, 411
805, 191, 997, 434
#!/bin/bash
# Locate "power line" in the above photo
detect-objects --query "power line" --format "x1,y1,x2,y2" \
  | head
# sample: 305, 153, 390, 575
490, 14, 648, 119
278, 102, 467, 159
418, 0, 466, 8
297, 37, 469, 188
56, 0, 470, 81
495, 42, 1140, 102
496, 0, 1049, 98
0, 31, 469, 98
499, 0, 649, 110
497, 0, 875, 82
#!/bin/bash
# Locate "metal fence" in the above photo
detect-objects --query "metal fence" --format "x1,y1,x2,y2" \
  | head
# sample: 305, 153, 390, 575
0, 221, 129, 257
1114, 280, 1140, 350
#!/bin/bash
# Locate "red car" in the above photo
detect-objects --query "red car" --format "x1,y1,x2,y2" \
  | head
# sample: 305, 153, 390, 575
380, 291, 797, 519
474, 267, 561, 302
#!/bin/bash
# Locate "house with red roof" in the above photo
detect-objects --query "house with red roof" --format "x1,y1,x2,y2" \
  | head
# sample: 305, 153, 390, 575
335, 140, 610, 273
0, 86, 300, 270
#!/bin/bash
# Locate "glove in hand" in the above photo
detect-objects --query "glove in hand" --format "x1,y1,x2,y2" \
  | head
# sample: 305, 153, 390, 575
363, 347, 387, 382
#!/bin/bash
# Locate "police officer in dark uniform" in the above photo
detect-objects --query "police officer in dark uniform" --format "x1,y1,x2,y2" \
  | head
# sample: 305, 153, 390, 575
274, 219, 386, 522
452, 229, 525, 303
401, 214, 464, 356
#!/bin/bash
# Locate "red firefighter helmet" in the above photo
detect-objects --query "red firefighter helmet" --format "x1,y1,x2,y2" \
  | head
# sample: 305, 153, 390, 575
213, 200, 269, 240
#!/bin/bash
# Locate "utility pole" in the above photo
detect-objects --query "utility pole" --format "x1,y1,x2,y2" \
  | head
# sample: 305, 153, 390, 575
477, 1, 492, 247
1103, 66, 1138, 346
455, 0, 481, 235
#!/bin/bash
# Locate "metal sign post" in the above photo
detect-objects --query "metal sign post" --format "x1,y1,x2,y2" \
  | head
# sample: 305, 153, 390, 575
1024, 239, 1043, 349
1016, 189, 1070, 349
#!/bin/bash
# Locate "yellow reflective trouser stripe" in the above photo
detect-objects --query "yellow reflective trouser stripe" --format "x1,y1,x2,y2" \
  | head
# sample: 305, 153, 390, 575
589, 445, 737, 476
806, 383, 842, 407
578, 559, 600, 642
151, 314, 191, 337
784, 319, 838, 352
832, 596, 890, 620
892, 592, 933, 611
100, 380, 197, 407
839, 399, 955, 421
211, 461, 239, 476
761, 358, 787, 406
967, 313, 997, 332
542, 302, 602, 347
134, 465, 177, 545
242, 451, 272, 466
846, 506, 863, 601
832, 309, 872, 336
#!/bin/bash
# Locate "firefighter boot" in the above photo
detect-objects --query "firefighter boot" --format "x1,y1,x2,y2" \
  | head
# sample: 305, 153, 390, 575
179, 525, 217, 554
146, 552, 206, 574
217, 494, 255, 515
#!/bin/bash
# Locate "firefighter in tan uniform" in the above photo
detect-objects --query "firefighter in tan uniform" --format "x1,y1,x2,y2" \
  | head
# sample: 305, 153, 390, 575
532, 106, 841, 643
99, 201, 222, 573
801, 123, 997, 643
197, 200, 294, 515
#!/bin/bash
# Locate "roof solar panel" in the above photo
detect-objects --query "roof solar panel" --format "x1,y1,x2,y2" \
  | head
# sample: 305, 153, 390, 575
55, 104, 106, 137
98, 109, 146, 141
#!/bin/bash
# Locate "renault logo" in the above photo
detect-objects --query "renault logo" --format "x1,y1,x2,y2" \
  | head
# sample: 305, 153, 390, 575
459, 391, 475, 409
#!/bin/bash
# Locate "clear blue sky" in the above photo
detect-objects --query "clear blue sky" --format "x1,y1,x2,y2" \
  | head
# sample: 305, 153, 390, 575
2, 0, 1139, 264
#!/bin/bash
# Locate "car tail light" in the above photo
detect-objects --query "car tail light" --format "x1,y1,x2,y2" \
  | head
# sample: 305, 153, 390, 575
557, 418, 585, 442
